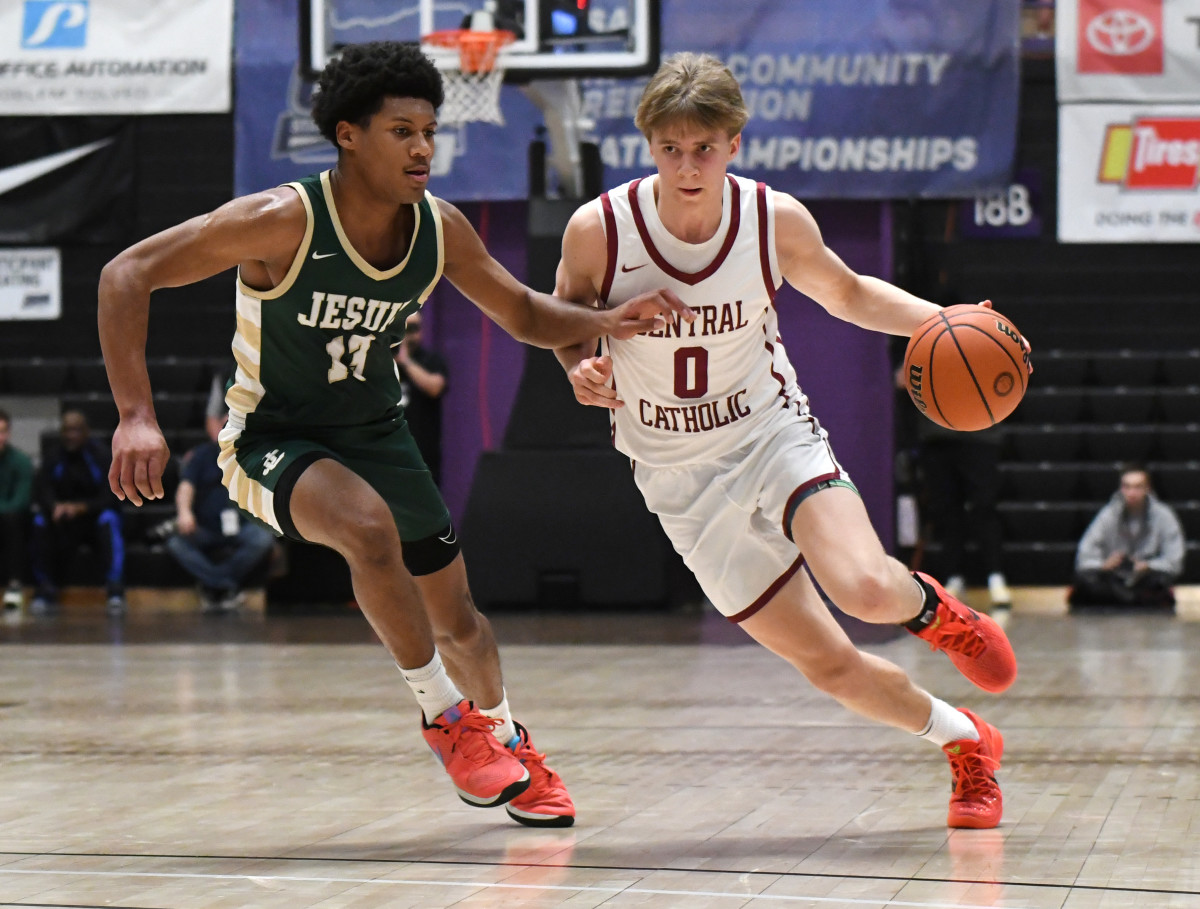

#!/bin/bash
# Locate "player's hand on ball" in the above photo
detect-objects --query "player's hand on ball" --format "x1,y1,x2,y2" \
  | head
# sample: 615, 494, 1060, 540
977, 299, 1033, 374
606, 288, 694, 339
569, 355, 622, 409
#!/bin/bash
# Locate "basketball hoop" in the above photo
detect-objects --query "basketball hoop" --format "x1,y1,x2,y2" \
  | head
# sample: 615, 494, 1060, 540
423, 29, 515, 126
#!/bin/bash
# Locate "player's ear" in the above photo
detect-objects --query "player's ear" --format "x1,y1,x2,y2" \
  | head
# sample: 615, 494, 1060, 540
728, 132, 742, 159
335, 119, 358, 152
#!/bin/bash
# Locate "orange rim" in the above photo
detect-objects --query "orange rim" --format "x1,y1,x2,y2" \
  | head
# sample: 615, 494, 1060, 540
423, 29, 515, 72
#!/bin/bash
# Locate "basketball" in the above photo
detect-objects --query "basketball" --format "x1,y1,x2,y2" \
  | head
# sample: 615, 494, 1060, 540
903, 304, 1029, 431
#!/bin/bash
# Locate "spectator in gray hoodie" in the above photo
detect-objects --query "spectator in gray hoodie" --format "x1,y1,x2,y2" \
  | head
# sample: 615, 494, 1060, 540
1069, 463, 1185, 609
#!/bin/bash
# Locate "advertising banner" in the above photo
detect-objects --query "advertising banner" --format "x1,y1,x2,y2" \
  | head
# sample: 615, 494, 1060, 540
1059, 103, 1200, 242
0, 248, 61, 321
237, 0, 1019, 200
0, 118, 134, 243
0, 0, 234, 114
1057, 0, 1200, 102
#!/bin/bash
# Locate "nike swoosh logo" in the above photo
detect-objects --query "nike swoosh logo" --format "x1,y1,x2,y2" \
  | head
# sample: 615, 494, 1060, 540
621, 263, 648, 272
0, 138, 114, 197
439, 527, 457, 545
311, 251, 338, 260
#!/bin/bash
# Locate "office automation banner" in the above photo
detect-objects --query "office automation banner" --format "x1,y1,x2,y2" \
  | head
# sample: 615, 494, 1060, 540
0, 0, 233, 114
1059, 103, 1200, 242
236, 0, 1019, 200
1057, 0, 1200, 102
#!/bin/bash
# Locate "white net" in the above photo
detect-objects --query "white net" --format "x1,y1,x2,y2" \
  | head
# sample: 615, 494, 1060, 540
439, 67, 507, 125
423, 29, 513, 126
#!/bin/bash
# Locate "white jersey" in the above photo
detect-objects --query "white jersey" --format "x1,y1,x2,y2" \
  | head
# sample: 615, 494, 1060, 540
599, 174, 809, 466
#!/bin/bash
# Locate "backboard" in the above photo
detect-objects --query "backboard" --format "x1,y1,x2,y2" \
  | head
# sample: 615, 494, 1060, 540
301, 0, 660, 82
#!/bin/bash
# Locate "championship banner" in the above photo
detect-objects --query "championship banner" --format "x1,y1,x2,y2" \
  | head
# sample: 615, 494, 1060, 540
596, 1, 1020, 199
0, 248, 61, 321
1057, 0, 1200, 102
1058, 103, 1200, 242
236, 0, 1019, 200
0, 0, 233, 114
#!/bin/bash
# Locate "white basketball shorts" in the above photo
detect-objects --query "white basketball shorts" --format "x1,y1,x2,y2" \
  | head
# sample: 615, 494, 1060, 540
633, 405, 854, 623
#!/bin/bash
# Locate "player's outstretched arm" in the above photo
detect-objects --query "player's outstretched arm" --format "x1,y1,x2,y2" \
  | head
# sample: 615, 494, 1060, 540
774, 192, 939, 337
98, 188, 306, 505
552, 203, 626, 409
438, 199, 691, 348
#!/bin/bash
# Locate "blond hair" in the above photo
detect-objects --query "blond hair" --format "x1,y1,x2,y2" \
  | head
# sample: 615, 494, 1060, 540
634, 52, 748, 140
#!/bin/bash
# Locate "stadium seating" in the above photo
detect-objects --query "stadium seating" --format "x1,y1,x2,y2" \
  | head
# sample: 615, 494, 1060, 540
11, 357, 228, 591
995, 348, 1200, 584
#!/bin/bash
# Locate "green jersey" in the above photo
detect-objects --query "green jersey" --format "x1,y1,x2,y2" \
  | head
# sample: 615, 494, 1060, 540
226, 170, 444, 433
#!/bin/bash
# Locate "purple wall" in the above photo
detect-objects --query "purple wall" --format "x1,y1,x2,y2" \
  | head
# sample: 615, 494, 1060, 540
427, 199, 896, 553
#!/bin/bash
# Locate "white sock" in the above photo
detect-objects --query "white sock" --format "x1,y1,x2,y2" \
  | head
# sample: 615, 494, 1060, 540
917, 696, 979, 747
399, 651, 464, 724
479, 691, 518, 746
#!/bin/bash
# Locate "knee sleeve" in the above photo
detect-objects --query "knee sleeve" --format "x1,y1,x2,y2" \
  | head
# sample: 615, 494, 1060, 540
402, 524, 460, 576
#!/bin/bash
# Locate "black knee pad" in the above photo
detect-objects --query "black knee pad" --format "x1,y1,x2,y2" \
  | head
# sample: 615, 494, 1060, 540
402, 524, 460, 576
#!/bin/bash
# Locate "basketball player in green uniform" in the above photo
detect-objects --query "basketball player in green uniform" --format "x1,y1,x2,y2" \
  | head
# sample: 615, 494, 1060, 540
97, 41, 690, 828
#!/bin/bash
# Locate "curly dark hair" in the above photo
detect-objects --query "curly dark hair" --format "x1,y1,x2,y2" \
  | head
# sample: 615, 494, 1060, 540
311, 41, 445, 145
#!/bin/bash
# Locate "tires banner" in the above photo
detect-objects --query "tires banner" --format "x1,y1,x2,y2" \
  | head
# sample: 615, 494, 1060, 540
1059, 103, 1200, 242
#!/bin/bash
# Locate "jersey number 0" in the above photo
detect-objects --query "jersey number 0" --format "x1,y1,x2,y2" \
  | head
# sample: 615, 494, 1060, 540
674, 346, 709, 399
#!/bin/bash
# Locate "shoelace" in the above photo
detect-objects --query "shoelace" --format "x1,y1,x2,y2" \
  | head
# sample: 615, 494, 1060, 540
511, 735, 556, 784
923, 610, 986, 658
438, 710, 501, 762
948, 746, 1000, 798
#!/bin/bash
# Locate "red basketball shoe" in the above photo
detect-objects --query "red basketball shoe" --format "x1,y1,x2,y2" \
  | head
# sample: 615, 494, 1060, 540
944, 708, 1004, 829
909, 572, 1018, 693
421, 700, 530, 807
504, 723, 576, 828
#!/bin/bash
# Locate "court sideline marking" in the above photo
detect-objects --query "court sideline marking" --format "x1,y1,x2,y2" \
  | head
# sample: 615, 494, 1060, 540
0, 866, 1022, 908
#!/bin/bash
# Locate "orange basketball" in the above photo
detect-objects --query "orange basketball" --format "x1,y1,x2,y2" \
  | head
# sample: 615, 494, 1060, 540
903, 304, 1029, 431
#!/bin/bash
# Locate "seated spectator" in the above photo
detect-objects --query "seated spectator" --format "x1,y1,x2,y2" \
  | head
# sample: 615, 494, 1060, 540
31, 410, 126, 617
1069, 463, 1185, 609
165, 417, 275, 613
0, 409, 34, 613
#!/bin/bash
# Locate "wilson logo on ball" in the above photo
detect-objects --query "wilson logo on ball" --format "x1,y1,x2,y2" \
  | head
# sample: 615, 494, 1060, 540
996, 322, 1022, 344
908, 364, 927, 412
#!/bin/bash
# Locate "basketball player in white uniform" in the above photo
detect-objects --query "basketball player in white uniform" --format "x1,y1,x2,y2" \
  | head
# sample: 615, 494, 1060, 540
555, 53, 1026, 829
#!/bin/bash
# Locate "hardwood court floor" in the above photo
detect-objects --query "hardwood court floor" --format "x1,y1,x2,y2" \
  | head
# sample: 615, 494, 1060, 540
0, 604, 1197, 908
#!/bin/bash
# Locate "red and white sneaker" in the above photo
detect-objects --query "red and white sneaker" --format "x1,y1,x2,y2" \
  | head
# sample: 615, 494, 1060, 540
421, 700, 530, 807
944, 708, 1004, 829
910, 572, 1018, 693
504, 723, 575, 828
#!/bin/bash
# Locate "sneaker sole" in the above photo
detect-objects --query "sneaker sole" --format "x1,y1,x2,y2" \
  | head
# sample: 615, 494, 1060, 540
948, 808, 1002, 829
455, 770, 531, 808
505, 804, 576, 828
